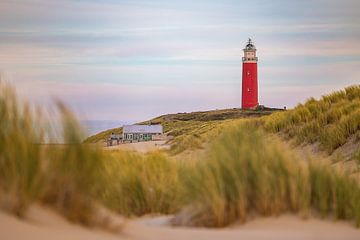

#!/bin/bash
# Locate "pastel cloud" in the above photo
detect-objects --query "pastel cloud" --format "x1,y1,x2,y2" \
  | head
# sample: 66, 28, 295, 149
0, 0, 359, 122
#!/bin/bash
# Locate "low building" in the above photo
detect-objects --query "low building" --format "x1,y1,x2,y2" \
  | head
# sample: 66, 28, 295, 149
107, 132, 122, 146
122, 124, 163, 143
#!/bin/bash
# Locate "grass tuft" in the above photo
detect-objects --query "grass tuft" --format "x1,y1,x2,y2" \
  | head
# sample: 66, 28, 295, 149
101, 150, 183, 216
0, 81, 43, 217
41, 102, 106, 226
263, 85, 360, 153
177, 124, 360, 227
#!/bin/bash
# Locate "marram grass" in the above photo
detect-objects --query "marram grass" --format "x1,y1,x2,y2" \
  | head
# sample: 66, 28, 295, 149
101, 150, 184, 216
0, 81, 43, 217
0, 81, 106, 226
41, 103, 106, 226
177, 124, 360, 227
1, 81, 360, 229
263, 85, 360, 153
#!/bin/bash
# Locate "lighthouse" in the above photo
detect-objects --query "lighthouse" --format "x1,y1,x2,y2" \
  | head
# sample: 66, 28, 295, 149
241, 38, 258, 109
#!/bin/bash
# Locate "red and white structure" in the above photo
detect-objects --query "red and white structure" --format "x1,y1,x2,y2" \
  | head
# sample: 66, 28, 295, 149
241, 39, 258, 109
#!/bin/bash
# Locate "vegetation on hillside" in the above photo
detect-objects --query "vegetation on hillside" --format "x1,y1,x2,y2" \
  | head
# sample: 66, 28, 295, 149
263, 85, 360, 155
83, 108, 277, 144
175, 124, 360, 227
84, 127, 122, 143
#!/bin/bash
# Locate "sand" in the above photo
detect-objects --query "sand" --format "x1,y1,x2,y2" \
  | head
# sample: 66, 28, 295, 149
1, 206, 360, 240
105, 140, 169, 153
0, 206, 126, 240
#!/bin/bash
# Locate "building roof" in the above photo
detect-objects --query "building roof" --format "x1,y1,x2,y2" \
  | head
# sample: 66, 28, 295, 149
123, 124, 163, 134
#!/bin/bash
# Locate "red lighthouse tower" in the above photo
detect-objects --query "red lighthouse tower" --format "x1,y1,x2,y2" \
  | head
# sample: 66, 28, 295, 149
241, 38, 258, 109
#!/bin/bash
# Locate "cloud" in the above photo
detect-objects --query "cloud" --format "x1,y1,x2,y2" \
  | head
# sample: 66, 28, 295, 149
0, 0, 359, 121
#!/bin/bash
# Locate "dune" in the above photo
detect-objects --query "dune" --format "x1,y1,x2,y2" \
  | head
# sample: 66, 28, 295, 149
0, 206, 126, 240
127, 215, 360, 240
1, 206, 360, 240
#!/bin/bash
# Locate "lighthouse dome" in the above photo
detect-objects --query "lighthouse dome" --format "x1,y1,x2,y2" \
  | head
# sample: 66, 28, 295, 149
245, 38, 256, 50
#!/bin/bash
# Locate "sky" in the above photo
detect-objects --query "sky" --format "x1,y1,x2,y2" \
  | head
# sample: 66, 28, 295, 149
0, 0, 359, 123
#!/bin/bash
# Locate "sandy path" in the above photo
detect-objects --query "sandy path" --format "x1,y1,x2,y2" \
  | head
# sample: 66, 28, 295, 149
1, 207, 360, 240
105, 140, 169, 153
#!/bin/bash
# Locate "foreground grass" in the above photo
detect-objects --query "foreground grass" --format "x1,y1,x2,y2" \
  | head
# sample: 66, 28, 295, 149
0, 81, 105, 226
41, 103, 106, 226
0, 83, 43, 216
179, 123, 360, 227
101, 150, 184, 216
1, 81, 360, 229
96, 122, 360, 228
